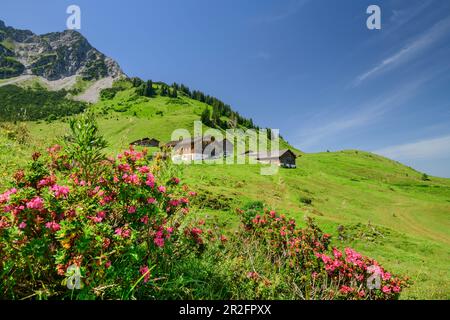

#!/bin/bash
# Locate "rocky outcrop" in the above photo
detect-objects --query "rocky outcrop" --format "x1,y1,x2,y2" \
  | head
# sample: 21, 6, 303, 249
0, 19, 124, 80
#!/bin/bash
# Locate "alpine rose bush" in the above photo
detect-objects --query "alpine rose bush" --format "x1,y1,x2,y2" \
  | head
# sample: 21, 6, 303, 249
0, 145, 197, 299
234, 208, 409, 300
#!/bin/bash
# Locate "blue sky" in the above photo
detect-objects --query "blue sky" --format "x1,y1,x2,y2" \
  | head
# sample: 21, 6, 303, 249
2, 0, 450, 177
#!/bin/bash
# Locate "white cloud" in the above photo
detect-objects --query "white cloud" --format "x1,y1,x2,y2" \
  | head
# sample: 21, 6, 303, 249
353, 16, 450, 86
295, 75, 429, 149
373, 135, 450, 160
389, 0, 434, 31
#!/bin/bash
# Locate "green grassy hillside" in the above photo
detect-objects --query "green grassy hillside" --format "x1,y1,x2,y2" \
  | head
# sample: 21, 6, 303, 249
0, 82, 449, 299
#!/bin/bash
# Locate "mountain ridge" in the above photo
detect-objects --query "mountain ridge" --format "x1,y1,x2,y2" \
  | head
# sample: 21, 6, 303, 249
0, 19, 124, 81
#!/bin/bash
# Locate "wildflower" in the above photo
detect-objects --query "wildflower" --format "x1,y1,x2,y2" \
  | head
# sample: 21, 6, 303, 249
105, 261, 112, 269
157, 186, 166, 193
56, 264, 66, 276
138, 166, 150, 174
220, 235, 228, 243
27, 197, 44, 211
97, 211, 106, 219
37, 176, 57, 189
127, 206, 136, 214
139, 266, 151, 283
0, 188, 17, 203
140, 215, 149, 225
118, 163, 131, 172
146, 174, 155, 188
122, 229, 131, 238
45, 221, 61, 232
51, 185, 70, 199
382, 286, 391, 294
19, 221, 27, 229
154, 236, 165, 248
339, 285, 354, 294
382, 272, 391, 281
171, 177, 180, 184
147, 197, 156, 204
333, 248, 342, 259
89, 216, 103, 223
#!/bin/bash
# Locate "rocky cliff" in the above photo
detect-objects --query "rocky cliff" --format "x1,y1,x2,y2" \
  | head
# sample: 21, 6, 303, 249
0, 19, 124, 81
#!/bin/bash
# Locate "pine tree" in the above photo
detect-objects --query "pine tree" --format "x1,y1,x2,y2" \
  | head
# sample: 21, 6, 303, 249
201, 107, 211, 126
145, 80, 154, 97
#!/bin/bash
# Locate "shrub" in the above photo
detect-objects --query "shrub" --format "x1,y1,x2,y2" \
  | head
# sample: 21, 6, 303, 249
0, 85, 86, 121
221, 208, 410, 300
0, 143, 199, 299
300, 196, 313, 205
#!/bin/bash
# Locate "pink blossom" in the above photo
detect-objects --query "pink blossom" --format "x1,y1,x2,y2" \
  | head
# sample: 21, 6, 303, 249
51, 185, 70, 199
154, 236, 165, 248
27, 197, 44, 211
339, 285, 354, 294
147, 197, 156, 204
172, 177, 180, 184
382, 272, 391, 281
0, 188, 17, 203
122, 229, 131, 238
157, 185, 166, 193
37, 176, 56, 188
146, 174, 155, 188
333, 248, 342, 259
127, 206, 136, 214
97, 211, 106, 219
382, 286, 392, 294
140, 215, 149, 225
19, 221, 27, 229
118, 163, 131, 172
115, 227, 131, 238
138, 166, 150, 174
139, 266, 151, 283
105, 261, 111, 269
45, 221, 61, 232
